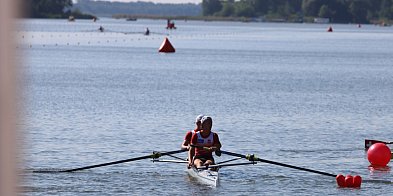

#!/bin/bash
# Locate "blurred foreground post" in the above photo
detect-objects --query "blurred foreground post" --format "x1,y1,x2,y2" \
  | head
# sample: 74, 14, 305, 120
0, 0, 19, 195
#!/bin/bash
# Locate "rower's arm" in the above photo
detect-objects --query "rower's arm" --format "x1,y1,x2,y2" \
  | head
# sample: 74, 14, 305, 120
213, 133, 222, 149
182, 131, 193, 150
188, 133, 197, 165
181, 140, 189, 150
188, 146, 195, 165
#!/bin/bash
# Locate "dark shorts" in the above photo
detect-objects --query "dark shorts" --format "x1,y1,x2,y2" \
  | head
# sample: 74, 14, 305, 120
194, 155, 214, 163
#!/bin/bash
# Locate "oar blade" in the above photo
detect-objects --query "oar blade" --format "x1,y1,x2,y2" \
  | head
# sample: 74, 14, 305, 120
365, 139, 393, 150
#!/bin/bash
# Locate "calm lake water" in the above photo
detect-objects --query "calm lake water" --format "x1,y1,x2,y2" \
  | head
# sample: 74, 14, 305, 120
20, 18, 393, 195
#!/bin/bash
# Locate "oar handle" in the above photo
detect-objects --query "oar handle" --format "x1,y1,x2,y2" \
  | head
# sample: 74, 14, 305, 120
190, 144, 210, 151
190, 144, 222, 156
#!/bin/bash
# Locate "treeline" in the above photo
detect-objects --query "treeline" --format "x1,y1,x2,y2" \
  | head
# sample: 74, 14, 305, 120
74, 0, 202, 17
202, 0, 393, 23
24, 0, 95, 19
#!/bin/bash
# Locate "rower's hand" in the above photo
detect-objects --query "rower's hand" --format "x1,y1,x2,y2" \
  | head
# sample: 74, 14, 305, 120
209, 147, 218, 152
215, 149, 221, 156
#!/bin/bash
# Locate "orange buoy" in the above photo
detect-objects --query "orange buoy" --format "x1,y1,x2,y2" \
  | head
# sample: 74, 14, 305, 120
327, 26, 333, 32
158, 37, 175, 53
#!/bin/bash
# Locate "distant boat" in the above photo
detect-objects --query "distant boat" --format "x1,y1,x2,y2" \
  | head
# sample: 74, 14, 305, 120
68, 16, 75, 22
126, 18, 137, 21
166, 19, 176, 29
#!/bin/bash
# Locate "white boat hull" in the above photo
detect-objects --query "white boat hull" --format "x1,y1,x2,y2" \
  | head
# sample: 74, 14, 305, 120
187, 166, 219, 186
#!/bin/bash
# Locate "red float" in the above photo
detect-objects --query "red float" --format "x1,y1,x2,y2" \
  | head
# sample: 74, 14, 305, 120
336, 174, 345, 187
367, 143, 391, 166
345, 175, 354, 187
353, 175, 362, 188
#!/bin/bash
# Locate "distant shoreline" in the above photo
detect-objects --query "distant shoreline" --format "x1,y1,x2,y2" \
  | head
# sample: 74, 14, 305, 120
112, 14, 304, 23
111, 14, 393, 26
28, 14, 391, 26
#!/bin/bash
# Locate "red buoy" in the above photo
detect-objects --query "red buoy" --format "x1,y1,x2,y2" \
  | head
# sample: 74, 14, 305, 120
158, 37, 175, 53
367, 143, 391, 166
345, 175, 354, 187
353, 175, 362, 188
327, 26, 333, 32
336, 174, 346, 187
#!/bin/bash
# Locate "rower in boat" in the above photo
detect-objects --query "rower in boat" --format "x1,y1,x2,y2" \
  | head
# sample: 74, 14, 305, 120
181, 114, 204, 150
188, 116, 221, 170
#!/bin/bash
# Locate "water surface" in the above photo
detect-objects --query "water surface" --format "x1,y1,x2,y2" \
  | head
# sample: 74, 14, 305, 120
20, 18, 393, 195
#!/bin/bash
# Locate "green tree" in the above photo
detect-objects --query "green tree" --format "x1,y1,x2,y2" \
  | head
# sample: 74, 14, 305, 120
277, 1, 294, 18
329, 0, 351, 23
349, 0, 369, 23
234, 0, 255, 17
28, 0, 73, 18
318, 5, 332, 18
251, 0, 271, 15
200, 0, 393, 23
202, 0, 223, 16
302, 0, 324, 16
379, 0, 393, 19
219, 0, 235, 17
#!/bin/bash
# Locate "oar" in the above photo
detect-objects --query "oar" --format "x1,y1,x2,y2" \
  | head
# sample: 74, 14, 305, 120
196, 162, 256, 170
58, 149, 186, 172
365, 139, 393, 150
220, 150, 336, 177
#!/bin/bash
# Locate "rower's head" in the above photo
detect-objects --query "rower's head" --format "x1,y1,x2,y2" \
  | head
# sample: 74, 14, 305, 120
201, 116, 212, 131
195, 114, 204, 129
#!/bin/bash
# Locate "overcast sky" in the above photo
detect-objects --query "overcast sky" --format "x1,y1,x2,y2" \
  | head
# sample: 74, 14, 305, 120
84, 0, 202, 4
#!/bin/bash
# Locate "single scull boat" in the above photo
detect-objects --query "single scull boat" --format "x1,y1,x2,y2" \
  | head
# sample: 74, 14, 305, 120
152, 157, 256, 186
188, 166, 219, 186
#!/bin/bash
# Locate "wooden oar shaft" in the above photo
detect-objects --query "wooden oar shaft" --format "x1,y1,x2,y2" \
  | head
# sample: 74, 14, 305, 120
62, 149, 186, 172
220, 150, 336, 178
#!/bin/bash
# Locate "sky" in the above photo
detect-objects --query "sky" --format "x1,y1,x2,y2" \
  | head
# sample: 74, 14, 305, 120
85, 0, 202, 4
